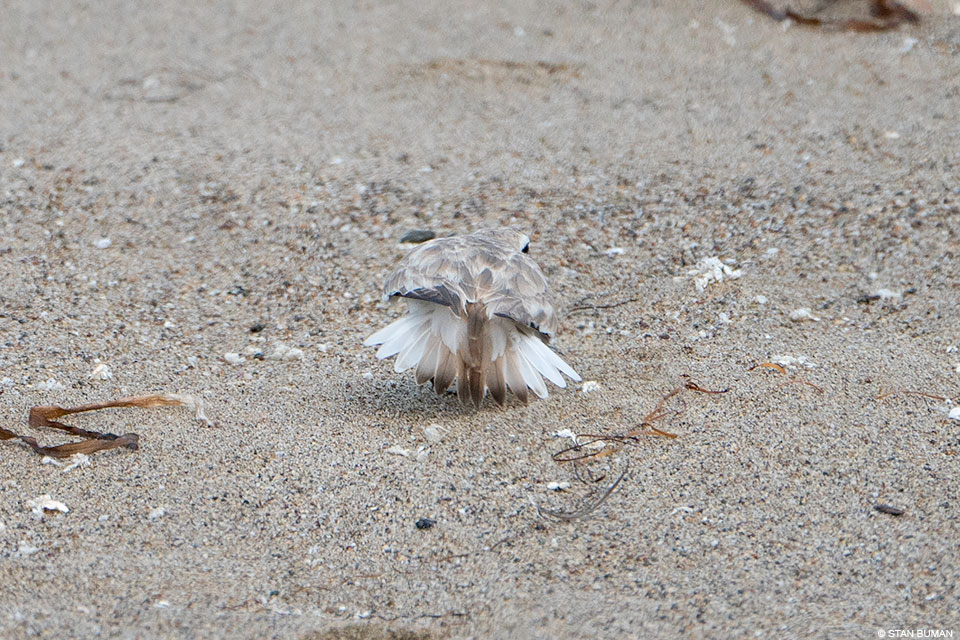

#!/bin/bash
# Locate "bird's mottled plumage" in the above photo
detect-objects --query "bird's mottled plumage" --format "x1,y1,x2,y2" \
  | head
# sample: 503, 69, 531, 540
364, 228, 580, 407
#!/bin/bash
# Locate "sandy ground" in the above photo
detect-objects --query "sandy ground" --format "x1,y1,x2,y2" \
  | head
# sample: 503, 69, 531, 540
2, 1, 959, 638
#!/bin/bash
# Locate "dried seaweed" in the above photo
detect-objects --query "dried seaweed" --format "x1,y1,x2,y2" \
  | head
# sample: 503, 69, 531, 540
876, 389, 951, 402
1, 393, 211, 458
751, 361, 824, 393
535, 463, 630, 522
742, 0, 920, 32
568, 296, 642, 314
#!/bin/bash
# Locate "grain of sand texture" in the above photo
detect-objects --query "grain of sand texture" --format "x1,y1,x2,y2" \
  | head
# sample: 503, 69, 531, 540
2, 2, 959, 638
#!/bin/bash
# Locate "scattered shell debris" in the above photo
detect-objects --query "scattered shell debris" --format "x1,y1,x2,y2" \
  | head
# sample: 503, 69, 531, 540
789, 308, 820, 322
266, 343, 304, 361
35, 378, 66, 392
581, 381, 601, 394
687, 257, 742, 292
27, 495, 69, 517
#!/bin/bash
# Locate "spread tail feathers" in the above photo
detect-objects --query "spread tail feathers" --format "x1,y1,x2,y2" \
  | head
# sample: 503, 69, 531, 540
365, 301, 579, 406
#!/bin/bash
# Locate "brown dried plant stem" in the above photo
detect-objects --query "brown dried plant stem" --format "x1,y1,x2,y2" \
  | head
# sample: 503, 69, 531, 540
1, 394, 204, 458
742, 0, 920, 32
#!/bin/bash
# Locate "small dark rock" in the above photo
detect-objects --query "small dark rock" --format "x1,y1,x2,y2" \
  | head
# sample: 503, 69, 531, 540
415, 518, 436, 530
874, 504, 905, 516
250, 323, 266, 333
400, 229, 436, 244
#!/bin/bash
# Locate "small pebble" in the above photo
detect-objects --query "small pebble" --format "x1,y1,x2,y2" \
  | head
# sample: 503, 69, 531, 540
874, 504, 905, 516
581, 381, 601, 394
415, 518, 436, 530
224, 353, 245, 365
148, 507, 166, 521
400, 229, 436, 244
94, 237, 112, 249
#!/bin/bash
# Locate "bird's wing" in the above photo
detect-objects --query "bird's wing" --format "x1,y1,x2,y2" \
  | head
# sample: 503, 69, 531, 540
382, 236, 471, 312
383, 234, 558, 336
481, 251, 558, 336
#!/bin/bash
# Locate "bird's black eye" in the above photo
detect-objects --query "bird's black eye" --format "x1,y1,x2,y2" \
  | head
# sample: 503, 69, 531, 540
521, 243, 529, 253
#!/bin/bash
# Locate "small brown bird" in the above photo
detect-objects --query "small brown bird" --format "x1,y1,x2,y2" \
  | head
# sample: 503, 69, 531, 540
364, 229, 580, 406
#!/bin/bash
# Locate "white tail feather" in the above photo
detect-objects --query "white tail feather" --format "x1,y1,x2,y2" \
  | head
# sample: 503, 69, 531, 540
513, 347, 548, 398
517, 335, 566, 388
395, 326, 432, 372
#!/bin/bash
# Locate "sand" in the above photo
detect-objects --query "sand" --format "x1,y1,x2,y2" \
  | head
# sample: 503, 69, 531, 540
1, 1, 959, 638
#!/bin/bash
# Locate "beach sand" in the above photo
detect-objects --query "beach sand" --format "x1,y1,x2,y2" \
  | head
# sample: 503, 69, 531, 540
1, 1, 958, 638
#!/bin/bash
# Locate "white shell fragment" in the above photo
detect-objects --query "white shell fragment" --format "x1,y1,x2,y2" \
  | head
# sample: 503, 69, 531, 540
93, 237, 112, 249
162, 393, 213, 427
789, 308, 820, 322
224, 352, 245, 365
88, 362, 114, 380
423, 424, 448, 444
874, 288, 902, 301
581, 381, 601, 394
27, 495, 69, 517
687, 257, 742, 292
63, 454, 91, 472
148, 507, 166, 521
771, 355, 816, 369
948, 407, 960, 421
384, 445, 411, 457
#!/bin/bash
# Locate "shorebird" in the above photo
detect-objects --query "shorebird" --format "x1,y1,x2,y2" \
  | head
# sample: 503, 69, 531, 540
364, 229, 580, 407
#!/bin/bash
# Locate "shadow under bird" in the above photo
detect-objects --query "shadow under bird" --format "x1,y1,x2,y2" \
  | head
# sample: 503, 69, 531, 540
364, 228, 581, 407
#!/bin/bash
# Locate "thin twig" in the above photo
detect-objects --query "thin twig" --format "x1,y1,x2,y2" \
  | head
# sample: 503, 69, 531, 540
876, 389, 952, 402
568, 297, 642, 314
536, 463, 630, 522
